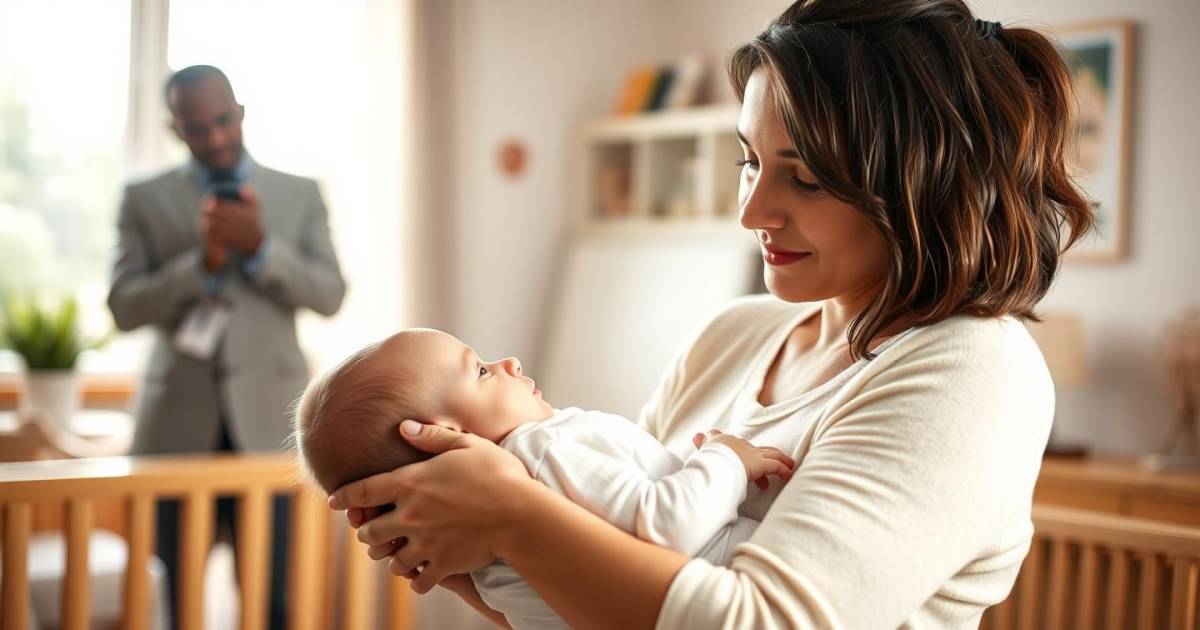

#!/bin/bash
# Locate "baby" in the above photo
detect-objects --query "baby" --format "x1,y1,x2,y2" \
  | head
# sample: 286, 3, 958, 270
293, 328, 793, 630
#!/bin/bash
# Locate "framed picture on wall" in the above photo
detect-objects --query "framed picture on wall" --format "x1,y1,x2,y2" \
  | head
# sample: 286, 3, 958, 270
1056, 20, 1134, 262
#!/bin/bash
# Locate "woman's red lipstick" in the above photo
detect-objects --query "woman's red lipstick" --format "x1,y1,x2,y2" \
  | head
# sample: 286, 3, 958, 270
762, 245, 811, 266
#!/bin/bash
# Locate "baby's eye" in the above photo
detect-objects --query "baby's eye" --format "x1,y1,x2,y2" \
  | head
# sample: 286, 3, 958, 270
478, 365, 487, 378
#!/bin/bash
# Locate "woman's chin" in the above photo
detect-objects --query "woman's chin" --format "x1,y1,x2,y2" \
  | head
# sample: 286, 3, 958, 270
764, 274, 825, 304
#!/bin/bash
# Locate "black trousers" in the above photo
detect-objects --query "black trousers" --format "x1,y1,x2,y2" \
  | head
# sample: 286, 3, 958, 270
155, 422, 290, 630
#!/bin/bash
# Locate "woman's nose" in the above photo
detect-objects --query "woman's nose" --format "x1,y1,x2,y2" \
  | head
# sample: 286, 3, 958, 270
739, 176, 786, 231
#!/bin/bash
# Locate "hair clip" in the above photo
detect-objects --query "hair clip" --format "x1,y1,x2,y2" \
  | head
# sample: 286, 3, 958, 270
975, 18, 1003, 40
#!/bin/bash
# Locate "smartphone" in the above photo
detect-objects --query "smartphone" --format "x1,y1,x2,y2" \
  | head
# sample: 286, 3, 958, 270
211, 182, 242, 201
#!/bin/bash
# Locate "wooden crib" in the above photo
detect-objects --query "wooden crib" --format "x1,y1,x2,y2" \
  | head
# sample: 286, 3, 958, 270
983, 505, 1200, 630
4, 456, 1199, 630
0, 454, 411, 630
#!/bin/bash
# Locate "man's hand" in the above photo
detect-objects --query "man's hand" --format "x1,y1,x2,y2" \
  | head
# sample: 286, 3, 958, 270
197, 199, 230, 273
693, 429, 795, 489
202, 185, 264, 254
202, 235, 229, 273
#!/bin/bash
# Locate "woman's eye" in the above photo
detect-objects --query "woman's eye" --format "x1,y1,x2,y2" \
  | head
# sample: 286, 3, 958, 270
734, 158, 759, 170
791, 176, 821, 193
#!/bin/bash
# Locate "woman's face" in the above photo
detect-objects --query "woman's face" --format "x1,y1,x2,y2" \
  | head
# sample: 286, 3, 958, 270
737, 68, 888, 305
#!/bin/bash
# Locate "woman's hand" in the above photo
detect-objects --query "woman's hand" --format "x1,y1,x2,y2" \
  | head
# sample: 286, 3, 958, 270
328, 419, 535, 593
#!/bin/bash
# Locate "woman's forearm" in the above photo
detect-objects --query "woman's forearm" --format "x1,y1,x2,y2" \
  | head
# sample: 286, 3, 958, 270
495, 478, 691, 630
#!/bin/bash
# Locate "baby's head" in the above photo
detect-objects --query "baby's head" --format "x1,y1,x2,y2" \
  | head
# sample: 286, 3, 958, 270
293, 328, 553, 494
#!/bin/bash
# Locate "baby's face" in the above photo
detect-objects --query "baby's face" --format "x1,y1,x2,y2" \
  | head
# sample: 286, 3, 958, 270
381, 330, 554, 442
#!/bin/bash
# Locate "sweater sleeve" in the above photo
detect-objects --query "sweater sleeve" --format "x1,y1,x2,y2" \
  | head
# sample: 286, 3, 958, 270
656, 321, 1054, 629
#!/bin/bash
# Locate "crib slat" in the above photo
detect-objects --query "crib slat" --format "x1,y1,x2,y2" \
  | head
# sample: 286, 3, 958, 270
318, 505, 334, 630
343, 519, 374, 630
1169, 556, 1198, 630
238, 488, 271, 630
2, 502, 32, 630
290, 489, 325, 630
1045, 538, 1070, 629
991, 596, 1014, 630
1017, 538, 1044, 630
1139, 553, 1162, 629
64, 497, 94, 630
1107, 550, 1131, 630
1077, 543, 1101, 630
179, 491, 213, 630
123, 494, 154, 630
388, 575, 412, 630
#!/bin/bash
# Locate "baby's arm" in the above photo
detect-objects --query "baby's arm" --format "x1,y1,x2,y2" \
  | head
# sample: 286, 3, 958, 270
531, 426, 791, 557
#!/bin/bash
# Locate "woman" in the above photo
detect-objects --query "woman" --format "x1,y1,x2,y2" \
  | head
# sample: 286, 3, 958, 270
329, 0, 1092, 627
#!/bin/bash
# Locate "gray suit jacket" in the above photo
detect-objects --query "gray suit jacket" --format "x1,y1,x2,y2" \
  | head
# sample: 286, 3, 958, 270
108, 160, 345, 454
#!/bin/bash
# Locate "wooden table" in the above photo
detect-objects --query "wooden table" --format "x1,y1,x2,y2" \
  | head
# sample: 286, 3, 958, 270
1035, 456, 1200, 527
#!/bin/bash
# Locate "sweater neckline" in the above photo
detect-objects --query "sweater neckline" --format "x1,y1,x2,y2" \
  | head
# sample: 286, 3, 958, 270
732, 302, 913, 426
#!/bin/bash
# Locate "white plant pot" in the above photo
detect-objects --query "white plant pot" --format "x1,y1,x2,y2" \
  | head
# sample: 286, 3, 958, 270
23, 370, 80, 428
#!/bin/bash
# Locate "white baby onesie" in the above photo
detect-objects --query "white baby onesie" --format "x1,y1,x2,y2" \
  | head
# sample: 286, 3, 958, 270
471, 407, 759, 630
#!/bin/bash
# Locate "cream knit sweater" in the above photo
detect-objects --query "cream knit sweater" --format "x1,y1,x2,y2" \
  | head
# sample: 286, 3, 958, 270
641, 295, 1053, 629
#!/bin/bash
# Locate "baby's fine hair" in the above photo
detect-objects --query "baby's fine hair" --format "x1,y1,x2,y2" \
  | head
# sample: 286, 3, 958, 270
291, 338, 433, 494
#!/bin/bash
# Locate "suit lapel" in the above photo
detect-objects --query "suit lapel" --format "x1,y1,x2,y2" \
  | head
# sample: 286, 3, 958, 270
246, 160, 283, 232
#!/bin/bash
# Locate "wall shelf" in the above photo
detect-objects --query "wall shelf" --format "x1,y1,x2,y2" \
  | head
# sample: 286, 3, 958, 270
574, 104, 744, 234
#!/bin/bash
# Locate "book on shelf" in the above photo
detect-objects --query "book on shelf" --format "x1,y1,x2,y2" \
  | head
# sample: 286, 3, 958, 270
665, 57, 706, 109
612, 57, 709, 116
647, 67, 675, 111
613, 65, 659, 115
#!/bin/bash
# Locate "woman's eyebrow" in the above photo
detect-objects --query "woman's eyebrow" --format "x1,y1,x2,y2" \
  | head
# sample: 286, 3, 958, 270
736, 128, 751, 147
735, 128, 802, 159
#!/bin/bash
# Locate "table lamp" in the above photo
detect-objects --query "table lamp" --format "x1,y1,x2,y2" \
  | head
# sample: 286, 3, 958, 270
1027, 313, 1089, 457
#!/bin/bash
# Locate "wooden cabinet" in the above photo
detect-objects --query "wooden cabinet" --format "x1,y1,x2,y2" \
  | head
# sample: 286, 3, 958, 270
1034, 456, 1200, 527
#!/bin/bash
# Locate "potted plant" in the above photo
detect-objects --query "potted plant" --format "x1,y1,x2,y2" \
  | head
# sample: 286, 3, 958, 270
0, 292, 109, 426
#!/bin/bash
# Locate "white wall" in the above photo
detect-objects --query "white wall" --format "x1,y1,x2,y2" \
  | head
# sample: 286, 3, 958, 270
449, 0, 680, 362
974, 0, 1200, 454
444, 0, 1200, 455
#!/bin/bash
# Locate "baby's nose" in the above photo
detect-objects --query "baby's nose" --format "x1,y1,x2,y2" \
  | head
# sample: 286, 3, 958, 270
502, 357, 522, 375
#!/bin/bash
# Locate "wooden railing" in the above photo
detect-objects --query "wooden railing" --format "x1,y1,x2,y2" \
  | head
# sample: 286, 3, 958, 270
983, 505, 1200, 630
0, 454, 411, 630
10, 456, 1197, 630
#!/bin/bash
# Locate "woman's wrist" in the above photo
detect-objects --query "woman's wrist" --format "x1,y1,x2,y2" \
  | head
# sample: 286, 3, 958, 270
491, 473, 558, 560
487, 470, 688, 629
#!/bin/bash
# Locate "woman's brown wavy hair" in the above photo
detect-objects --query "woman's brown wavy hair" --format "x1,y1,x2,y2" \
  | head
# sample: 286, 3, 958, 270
730, 0, 1094, 359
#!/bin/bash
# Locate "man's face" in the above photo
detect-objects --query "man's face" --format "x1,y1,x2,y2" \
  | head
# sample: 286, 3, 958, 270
169, 75, 244, 173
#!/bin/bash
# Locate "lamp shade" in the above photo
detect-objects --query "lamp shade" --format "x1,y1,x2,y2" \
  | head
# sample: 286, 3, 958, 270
1027, 313, 1089, 388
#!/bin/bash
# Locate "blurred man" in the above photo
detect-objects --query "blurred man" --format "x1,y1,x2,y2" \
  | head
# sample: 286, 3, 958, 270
107, 65, 345, 630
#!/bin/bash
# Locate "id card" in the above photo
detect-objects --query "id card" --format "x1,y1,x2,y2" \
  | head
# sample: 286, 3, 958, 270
173, 300, 230, 359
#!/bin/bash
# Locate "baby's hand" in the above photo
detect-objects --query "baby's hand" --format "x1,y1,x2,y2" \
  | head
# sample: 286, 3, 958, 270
693, 429, 795, 489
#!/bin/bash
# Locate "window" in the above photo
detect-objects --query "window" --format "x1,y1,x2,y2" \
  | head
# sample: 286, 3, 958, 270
1, 0, 411, 375
0, 0, 133, 372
